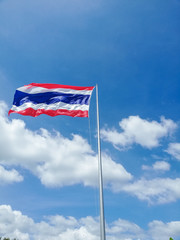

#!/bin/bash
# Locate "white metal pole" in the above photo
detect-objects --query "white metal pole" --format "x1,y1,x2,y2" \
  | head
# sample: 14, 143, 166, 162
96, 84, 106, 240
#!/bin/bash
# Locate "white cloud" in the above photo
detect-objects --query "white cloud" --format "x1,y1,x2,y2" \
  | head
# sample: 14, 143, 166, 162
0, 205, 32, 240
107, 219, 145, 240
152, 161, 170, 171
148, 220, 180, 240
166, 142, 180, 161
120, 178, 180, 205
0, 101, 132, 188
0, 165, 23, 184
101, 116, 177, 150
0, 204, 179, 240
142, 161, 170, 172
0, 205, 101, 240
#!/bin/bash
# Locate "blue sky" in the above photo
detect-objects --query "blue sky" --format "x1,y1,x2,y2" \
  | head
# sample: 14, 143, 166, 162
0, 0, 180, 239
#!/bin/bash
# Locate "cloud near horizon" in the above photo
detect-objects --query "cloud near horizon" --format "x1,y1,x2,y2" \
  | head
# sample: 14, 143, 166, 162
0, 204, 179, 240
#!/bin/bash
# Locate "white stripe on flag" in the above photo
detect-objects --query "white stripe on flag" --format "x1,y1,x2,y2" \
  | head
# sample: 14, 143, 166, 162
10, 102, 90, 112
17, 86, 93, 95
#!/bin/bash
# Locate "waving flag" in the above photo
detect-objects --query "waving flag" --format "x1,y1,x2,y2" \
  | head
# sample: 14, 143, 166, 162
8, 83, 95, 117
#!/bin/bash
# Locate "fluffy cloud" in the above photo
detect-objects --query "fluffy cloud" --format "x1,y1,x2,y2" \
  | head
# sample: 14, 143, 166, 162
0, 205, 99, 240
142, 161, 170, 172
0, 204, 179, 240
0, 165, 23, 184
101, 116, 177, 150
107, 219, 145, 240
166, 143, 180, 161
0, 101, 132, 188
148, 220, 180, 240
120, 178, 180, 205
152, 161, 170, 171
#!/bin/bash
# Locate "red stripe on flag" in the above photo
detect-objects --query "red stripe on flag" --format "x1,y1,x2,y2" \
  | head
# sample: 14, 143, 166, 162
25, 83, 94, 91
8, 108, 89, 117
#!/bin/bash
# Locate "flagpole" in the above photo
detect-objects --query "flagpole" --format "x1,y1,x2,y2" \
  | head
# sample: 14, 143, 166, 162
96, 84, 106, 240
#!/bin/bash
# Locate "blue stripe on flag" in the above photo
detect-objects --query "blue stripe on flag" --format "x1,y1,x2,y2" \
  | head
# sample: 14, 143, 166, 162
13, 90, 91, 107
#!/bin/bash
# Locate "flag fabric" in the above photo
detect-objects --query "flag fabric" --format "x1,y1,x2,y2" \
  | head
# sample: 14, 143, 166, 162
8, 83, 95, 117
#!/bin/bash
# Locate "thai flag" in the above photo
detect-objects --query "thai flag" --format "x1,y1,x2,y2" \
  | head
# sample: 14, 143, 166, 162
8, 83, 95, 117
